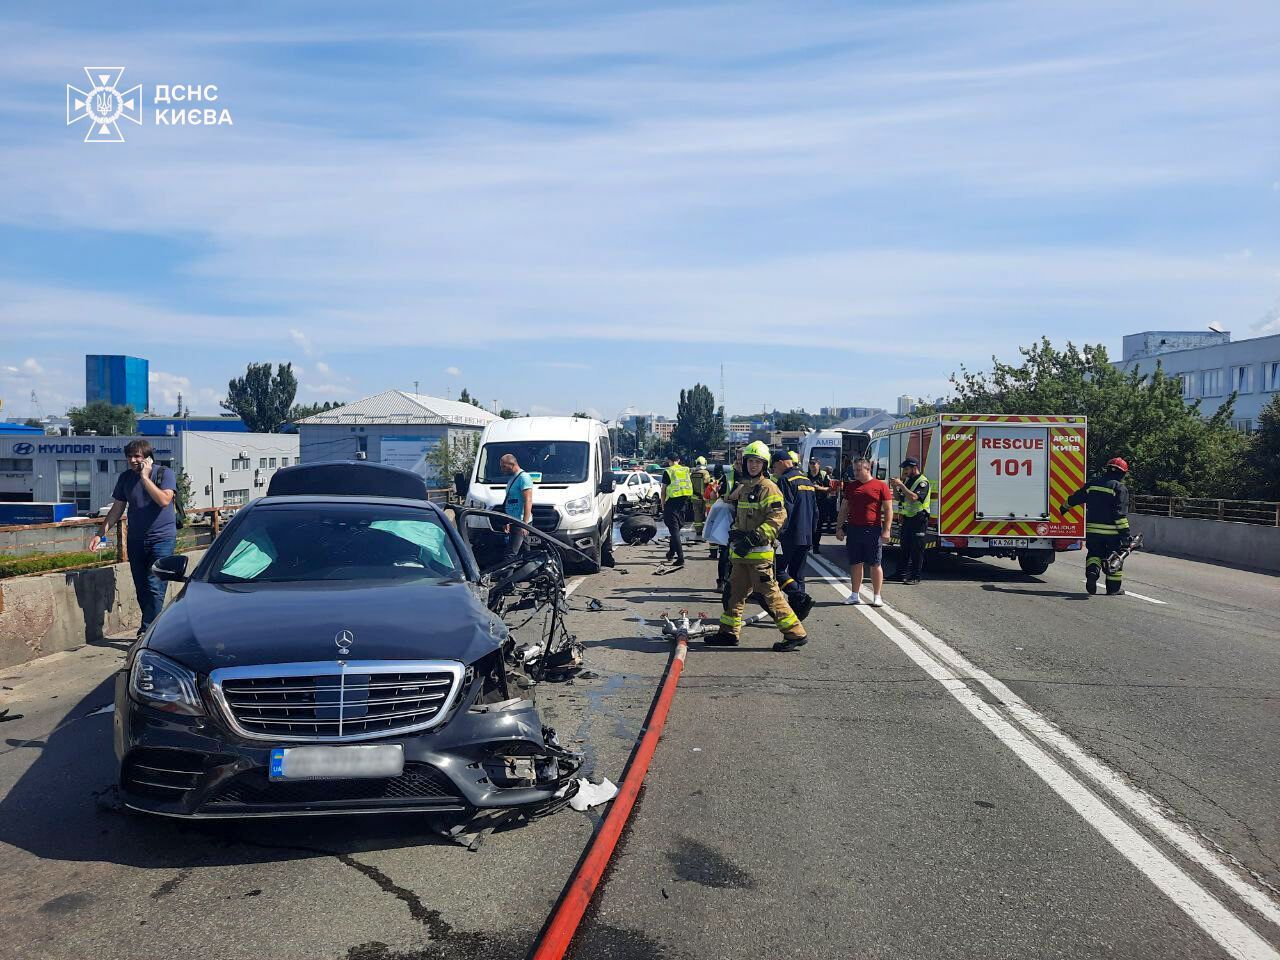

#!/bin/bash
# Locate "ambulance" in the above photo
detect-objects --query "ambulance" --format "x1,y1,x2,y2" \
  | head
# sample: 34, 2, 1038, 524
864, 413, 1086, 575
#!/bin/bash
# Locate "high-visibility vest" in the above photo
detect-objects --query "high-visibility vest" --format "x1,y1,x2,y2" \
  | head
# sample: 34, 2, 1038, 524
899, 474, 931, 518
665, 464, 694, 499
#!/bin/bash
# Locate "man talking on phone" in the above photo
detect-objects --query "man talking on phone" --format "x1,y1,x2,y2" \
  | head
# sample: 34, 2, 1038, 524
99, 439, 178, 637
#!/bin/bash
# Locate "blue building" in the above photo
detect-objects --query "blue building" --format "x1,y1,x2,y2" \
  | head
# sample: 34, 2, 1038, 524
137, 416, 248, 436
1116, 330, 1280, 431
86, 355, 149, 411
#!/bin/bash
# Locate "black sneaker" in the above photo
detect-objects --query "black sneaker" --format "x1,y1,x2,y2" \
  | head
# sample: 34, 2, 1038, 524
772, 635, 808, 652
704, 631, 740, 646
671, 559, 685, 568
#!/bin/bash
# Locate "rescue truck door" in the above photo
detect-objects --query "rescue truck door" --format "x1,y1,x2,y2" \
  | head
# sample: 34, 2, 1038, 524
975, 426, 1050, 520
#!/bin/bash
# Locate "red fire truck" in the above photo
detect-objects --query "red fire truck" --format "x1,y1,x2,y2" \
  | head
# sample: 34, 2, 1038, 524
864, 413, 1086, 575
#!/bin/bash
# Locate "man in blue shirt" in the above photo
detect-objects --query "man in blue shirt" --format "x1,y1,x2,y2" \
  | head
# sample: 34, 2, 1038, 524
99, 439, 178, 637
499, 453, 534, 559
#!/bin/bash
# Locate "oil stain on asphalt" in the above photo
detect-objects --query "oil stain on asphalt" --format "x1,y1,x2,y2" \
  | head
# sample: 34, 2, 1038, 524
665, 837, 756, 889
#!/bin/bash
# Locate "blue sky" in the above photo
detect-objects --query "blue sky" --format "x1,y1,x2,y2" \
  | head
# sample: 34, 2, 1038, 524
2, 1, 1279, 421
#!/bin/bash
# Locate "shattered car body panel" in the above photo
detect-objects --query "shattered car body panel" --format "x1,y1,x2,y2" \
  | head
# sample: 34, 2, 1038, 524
114, 462, 583, 820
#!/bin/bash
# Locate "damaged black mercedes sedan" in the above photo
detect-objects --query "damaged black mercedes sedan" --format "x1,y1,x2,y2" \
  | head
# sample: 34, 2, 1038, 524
114, 461, 581, 820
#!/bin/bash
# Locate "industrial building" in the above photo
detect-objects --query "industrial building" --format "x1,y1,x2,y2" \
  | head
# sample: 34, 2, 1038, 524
85, 355, 149, 411
137, 415, 248, 436
1116, 329, 1280, 431
294, 390, 498, 480
0, 431, 298, 513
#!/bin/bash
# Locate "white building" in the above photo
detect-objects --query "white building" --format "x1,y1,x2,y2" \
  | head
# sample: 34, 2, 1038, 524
896, 395, 917, 415
1115, 330, 1280, 431
0, 432, 298, 515
295, 390, 498, 481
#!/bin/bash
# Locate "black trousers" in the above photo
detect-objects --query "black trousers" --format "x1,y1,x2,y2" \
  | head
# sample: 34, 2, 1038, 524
776, 541, 810, 595
664, 499, 689, 563
813, 497, 832, 550
900, 513, 928, 579
1085, 533, 1125, 593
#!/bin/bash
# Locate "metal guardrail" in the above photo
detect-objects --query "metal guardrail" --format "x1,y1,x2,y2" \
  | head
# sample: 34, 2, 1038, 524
1131, 495, 1280, 527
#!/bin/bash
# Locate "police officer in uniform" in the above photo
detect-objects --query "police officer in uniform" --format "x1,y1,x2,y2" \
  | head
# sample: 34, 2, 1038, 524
707, 442, 808, 652
661, 453, 694, 567
890, 457, 931, 584
1062, 456, 1132, 595
690, 456, 712, 538
807, 456, 834, 554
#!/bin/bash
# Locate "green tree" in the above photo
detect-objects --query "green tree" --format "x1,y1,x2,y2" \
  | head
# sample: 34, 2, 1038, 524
498, 408, 519, 419
1244, 394, 1280, 501
221, 362, 298, 433
23, 418, 43, 428
458, 388, 485, 409
634, 416, 648, 454
68, 400, 137, 436
774, 411, 810, 431
571, 411, 589, 419
671, 384, 725, 459
945, 338, 1247, 497
174, 470, 193, 526
428, 432, 479, 488
288, 400, 341, 422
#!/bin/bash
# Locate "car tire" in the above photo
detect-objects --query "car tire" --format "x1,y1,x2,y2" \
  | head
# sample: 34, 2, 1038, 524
1017, 552, 1053, 576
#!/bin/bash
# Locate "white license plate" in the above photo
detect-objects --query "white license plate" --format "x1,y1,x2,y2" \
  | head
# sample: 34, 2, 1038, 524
990, 538, 1029, 548
269, 745, 404, 781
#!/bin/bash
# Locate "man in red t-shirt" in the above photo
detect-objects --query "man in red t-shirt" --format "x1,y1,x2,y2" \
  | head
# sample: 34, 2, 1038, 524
834, 458, 893, 607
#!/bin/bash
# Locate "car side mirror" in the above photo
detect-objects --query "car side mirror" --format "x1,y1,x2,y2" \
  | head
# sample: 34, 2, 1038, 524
454, 472, 470, 499
599, 473, 614, 494
152, 554, 189, 582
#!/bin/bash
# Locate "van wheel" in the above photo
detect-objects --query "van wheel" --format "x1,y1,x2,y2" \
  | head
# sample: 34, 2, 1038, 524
566, 536, 602, 575
600, 530, 616, 568
1018, 552, 1053, 576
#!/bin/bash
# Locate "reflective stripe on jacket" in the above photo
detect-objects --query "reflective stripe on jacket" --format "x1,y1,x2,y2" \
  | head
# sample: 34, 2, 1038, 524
898, 474, 932, 518
727, 475, 786, 560
664, 464, 694, 499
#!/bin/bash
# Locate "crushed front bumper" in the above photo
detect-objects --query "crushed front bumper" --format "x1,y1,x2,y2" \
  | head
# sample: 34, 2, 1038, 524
114, 675, 581, 819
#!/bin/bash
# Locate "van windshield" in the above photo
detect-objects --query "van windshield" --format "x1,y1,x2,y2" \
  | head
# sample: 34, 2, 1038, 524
808, 446, 840, 472
478, 441, 590, 484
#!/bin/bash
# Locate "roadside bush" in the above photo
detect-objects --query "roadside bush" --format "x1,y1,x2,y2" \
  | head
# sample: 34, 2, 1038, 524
0, 551, 112, 580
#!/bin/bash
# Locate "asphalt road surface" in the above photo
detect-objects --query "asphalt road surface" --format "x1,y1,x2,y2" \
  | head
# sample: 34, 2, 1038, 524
1, 534, 1277, 959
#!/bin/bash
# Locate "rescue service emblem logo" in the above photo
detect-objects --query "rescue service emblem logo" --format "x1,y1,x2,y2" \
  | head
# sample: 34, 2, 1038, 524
335, 629, 354, 655
1036, 523, 1049, 536
66, 67, 142, 142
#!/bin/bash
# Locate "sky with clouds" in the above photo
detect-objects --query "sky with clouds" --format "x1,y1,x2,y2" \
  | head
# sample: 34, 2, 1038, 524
2, 1, 1278, 422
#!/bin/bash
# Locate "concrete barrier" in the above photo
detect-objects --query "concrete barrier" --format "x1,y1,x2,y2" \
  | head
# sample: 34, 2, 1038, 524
0, 550, 205, 669
1129, 514, 1280, 574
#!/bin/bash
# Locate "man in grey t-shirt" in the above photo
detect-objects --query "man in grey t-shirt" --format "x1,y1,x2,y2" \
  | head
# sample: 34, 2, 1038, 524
100, 439, 178, 637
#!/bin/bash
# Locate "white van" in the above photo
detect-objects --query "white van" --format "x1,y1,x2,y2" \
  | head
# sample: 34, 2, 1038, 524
462, 417, 616, 573
797, 429, 844, 476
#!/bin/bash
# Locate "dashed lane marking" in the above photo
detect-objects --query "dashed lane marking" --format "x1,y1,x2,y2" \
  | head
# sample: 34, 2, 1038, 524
808, 553, 1280, 959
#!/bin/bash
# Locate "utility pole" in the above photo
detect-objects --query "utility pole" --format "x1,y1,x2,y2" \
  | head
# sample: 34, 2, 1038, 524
413, 380, 419, 396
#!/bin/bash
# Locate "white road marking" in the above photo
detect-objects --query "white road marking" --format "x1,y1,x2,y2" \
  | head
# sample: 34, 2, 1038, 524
1125, 590, 1168, 605
564, 576, 586, 597
808, 554, 1280, 956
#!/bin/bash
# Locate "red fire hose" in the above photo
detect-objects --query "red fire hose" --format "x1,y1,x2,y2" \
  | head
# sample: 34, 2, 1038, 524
529, 631, 690, 960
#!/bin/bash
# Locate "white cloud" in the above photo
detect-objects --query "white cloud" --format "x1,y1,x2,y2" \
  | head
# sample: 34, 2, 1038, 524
20, 357, 43, 375
148, 370, 192, 411
289, 328, 315, 357
444, 366, 462, 376
315, 360, 332, 376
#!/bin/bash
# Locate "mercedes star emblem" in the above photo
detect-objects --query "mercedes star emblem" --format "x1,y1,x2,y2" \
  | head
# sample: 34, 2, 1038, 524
335, 629, 354, 655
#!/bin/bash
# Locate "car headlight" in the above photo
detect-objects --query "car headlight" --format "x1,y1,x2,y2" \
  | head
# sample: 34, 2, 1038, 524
565, 496, 591, 517
129, 650, 204, 715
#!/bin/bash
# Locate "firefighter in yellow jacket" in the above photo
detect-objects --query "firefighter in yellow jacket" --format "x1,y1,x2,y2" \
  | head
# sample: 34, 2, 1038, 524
707, 441, 808, 652
690, 456, 712, 538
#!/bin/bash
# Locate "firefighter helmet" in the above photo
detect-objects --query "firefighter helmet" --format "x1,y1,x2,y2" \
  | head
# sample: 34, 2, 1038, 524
695, 456, 707, 466
742, 440, 771, 464
1107, 457, 1130, 473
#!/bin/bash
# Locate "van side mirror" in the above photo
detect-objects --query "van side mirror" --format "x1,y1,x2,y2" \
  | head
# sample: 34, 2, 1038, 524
454, 472, 470, 499
152, 554, 189, 582
598, 473, 614, 494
